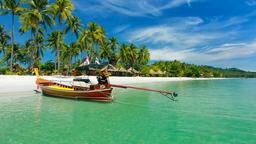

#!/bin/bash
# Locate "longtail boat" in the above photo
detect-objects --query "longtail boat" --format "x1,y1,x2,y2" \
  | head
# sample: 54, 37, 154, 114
35, 68, 113, 102
34, 68, 178, 102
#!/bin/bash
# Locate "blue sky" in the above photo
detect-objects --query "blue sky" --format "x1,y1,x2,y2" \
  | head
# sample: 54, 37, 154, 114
1, 0, 256, 71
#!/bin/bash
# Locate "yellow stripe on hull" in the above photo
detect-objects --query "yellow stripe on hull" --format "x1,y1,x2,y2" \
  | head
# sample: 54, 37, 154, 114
48, 85, 74, 91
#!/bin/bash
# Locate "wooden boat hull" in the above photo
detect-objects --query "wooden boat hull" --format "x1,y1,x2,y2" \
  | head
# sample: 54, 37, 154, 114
41, 86, 113, 102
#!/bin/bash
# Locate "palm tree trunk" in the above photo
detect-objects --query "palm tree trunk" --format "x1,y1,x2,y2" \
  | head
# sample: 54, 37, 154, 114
57, 19, 62, 73
69, 54, 71, 75
54, 53, 57, 70
10, 13, 14, 72
68, 33, 73, 75
57, 31, 60, 72
31, 30, 37, 68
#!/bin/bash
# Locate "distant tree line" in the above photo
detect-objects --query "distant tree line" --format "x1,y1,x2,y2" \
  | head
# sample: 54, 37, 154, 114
141, 60, 256, 78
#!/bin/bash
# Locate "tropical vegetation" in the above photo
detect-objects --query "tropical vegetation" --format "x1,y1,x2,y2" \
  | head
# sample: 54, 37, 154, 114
0, 0, 255, 78
0, 0, 150, 75
141, 60, 256, 78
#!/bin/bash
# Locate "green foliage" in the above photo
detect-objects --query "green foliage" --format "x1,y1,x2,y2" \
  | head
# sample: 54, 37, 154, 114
119, 43, 150, 70
65, 16, 82, 38
2, 43, 28, 65
1, 0, 26, 71
3, 63, 26, 75
5, 71, 17, 75
49, 0, 74, 25
0, 25, 10, 55
0, 67, 9, 74
40, 60, 55, 75
144, 61, 256, 78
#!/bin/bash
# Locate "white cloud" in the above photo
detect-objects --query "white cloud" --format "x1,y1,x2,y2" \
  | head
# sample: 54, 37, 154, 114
246, 0, 256, 6
187, 0, 192, 7
150, 41, 256, 62
73, 0, 201, 17
200, 16, 249, 31
126, 17, 235, 49
114, 25, 130, 33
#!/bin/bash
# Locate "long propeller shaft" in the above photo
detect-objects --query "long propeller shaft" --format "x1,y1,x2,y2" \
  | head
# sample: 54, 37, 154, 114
110, 84, 176, 96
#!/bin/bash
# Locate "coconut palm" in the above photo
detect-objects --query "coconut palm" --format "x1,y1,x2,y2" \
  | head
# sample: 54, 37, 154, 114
0, 0, 3, 9
99, 41, 111, 62
65, 16, 81, 39
47, 31, 65, 70
99, 37, 119, 64
108, 37, 119, 65
120, 43, 129, 68
69, 42, 80, 63
20, 0, 55, 33
137, 45, 150, 69
64, 15, 81, 68
19, 0, 55, 67
0, 0, 25, 71
87, 22, 105, 60
33, 33, 45, 65
2, 43, 28, 66
62, 42, 79, 73
49, 0, 74, 72
0, 25, 10, 56
88, 22, 105, 43
77, 28, 91, 58
128, 43, 138, 68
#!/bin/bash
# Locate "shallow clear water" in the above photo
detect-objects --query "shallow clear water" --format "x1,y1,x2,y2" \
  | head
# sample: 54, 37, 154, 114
0, 79, 256, 144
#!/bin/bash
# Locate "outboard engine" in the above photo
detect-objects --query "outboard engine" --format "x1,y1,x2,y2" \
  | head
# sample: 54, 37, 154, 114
97, 75, 109, 85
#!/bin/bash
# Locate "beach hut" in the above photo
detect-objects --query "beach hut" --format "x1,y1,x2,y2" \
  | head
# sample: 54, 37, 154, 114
77, 63, 120, 75
101, 64, 117, 72
77, 63, 105, 75
149, 69, 166, 77
116, 67, 132, 76
128, 67, 140, 76
79, 59, 87, 67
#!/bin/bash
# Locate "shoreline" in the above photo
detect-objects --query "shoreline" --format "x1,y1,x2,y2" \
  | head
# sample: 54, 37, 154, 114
0, 75, 228, 93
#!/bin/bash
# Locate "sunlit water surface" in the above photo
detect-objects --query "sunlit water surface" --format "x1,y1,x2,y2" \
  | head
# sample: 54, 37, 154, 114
0, 79, 256, 144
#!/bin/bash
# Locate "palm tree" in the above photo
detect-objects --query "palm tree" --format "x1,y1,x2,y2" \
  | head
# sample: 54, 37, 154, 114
62, 42, 79, 73
99, 37, 119, 64
20, 0, 55, 33
87, 22, 105, 61
69, 42, 80, 64
128, 43, 138, 68
19, 0, 55, 67
0, 0, 25, 71
78, 28, 91, 59
120, 43, 129, 68
33, 32, 45, 66
0, 0, 3, 9
47, 31, 65, 70
137, 45, 150, 70
99, 41, 111, 62
108, 37, 119, 65
49, 0, 74, 72
65, 16, 81, 39
0, 25, 10, 57
64, 15, 81, 69
23, 39, 34, 66
2, 43, 28, 66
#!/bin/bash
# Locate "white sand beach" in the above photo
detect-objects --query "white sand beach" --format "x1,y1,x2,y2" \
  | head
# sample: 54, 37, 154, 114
0, 75, 225, 93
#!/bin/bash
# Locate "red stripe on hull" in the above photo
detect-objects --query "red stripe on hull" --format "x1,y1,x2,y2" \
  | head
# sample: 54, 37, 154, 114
41, 86, 113, 102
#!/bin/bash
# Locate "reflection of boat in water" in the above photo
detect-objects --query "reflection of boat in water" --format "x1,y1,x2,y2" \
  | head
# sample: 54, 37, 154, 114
34, 68, 178, 102
35, 68, 113, 102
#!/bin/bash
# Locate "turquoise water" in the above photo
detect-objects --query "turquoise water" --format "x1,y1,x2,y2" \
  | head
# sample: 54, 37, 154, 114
0, 79, 256, 144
